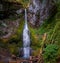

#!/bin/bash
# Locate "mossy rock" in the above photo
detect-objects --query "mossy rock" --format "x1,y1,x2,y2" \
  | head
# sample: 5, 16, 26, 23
0, 18, 24, 55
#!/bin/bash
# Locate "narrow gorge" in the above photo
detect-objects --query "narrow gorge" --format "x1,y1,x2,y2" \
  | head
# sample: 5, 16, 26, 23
0, 0, 60, 63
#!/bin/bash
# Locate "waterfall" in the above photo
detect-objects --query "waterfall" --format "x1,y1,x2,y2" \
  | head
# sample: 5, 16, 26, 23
23, 9, 30, 59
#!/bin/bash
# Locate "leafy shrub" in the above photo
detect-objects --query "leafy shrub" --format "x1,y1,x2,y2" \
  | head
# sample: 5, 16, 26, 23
43, 44, 59, 63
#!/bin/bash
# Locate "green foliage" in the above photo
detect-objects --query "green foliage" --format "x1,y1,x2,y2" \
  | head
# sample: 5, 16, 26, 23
29, 2, 60, 63
43, 44, 59, 63
0, 0, 60, 60
29, 26, 42, 50
8, 43, 19, 55
20, 0, 30, 8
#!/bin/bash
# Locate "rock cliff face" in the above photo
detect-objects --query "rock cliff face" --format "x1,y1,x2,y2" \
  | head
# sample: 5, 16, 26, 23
0, 0, 57, 27
0, 0, 57, 38
0, 19, 20, 39
28, 0, 57, 27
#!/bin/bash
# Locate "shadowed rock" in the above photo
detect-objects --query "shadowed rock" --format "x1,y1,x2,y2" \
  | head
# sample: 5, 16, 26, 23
28, 0, 57, 27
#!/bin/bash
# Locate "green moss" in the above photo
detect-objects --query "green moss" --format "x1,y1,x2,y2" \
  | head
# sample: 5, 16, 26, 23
7, 18, 24, 54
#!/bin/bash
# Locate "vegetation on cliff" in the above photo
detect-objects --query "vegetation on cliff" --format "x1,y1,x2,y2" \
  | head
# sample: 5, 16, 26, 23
0, 0, 60, 63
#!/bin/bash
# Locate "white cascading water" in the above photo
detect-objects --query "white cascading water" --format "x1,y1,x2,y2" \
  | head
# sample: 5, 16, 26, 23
23, 9, 30, 59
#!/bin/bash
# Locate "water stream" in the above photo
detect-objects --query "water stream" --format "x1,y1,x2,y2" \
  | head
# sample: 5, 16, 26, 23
23, 9, 30, 59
